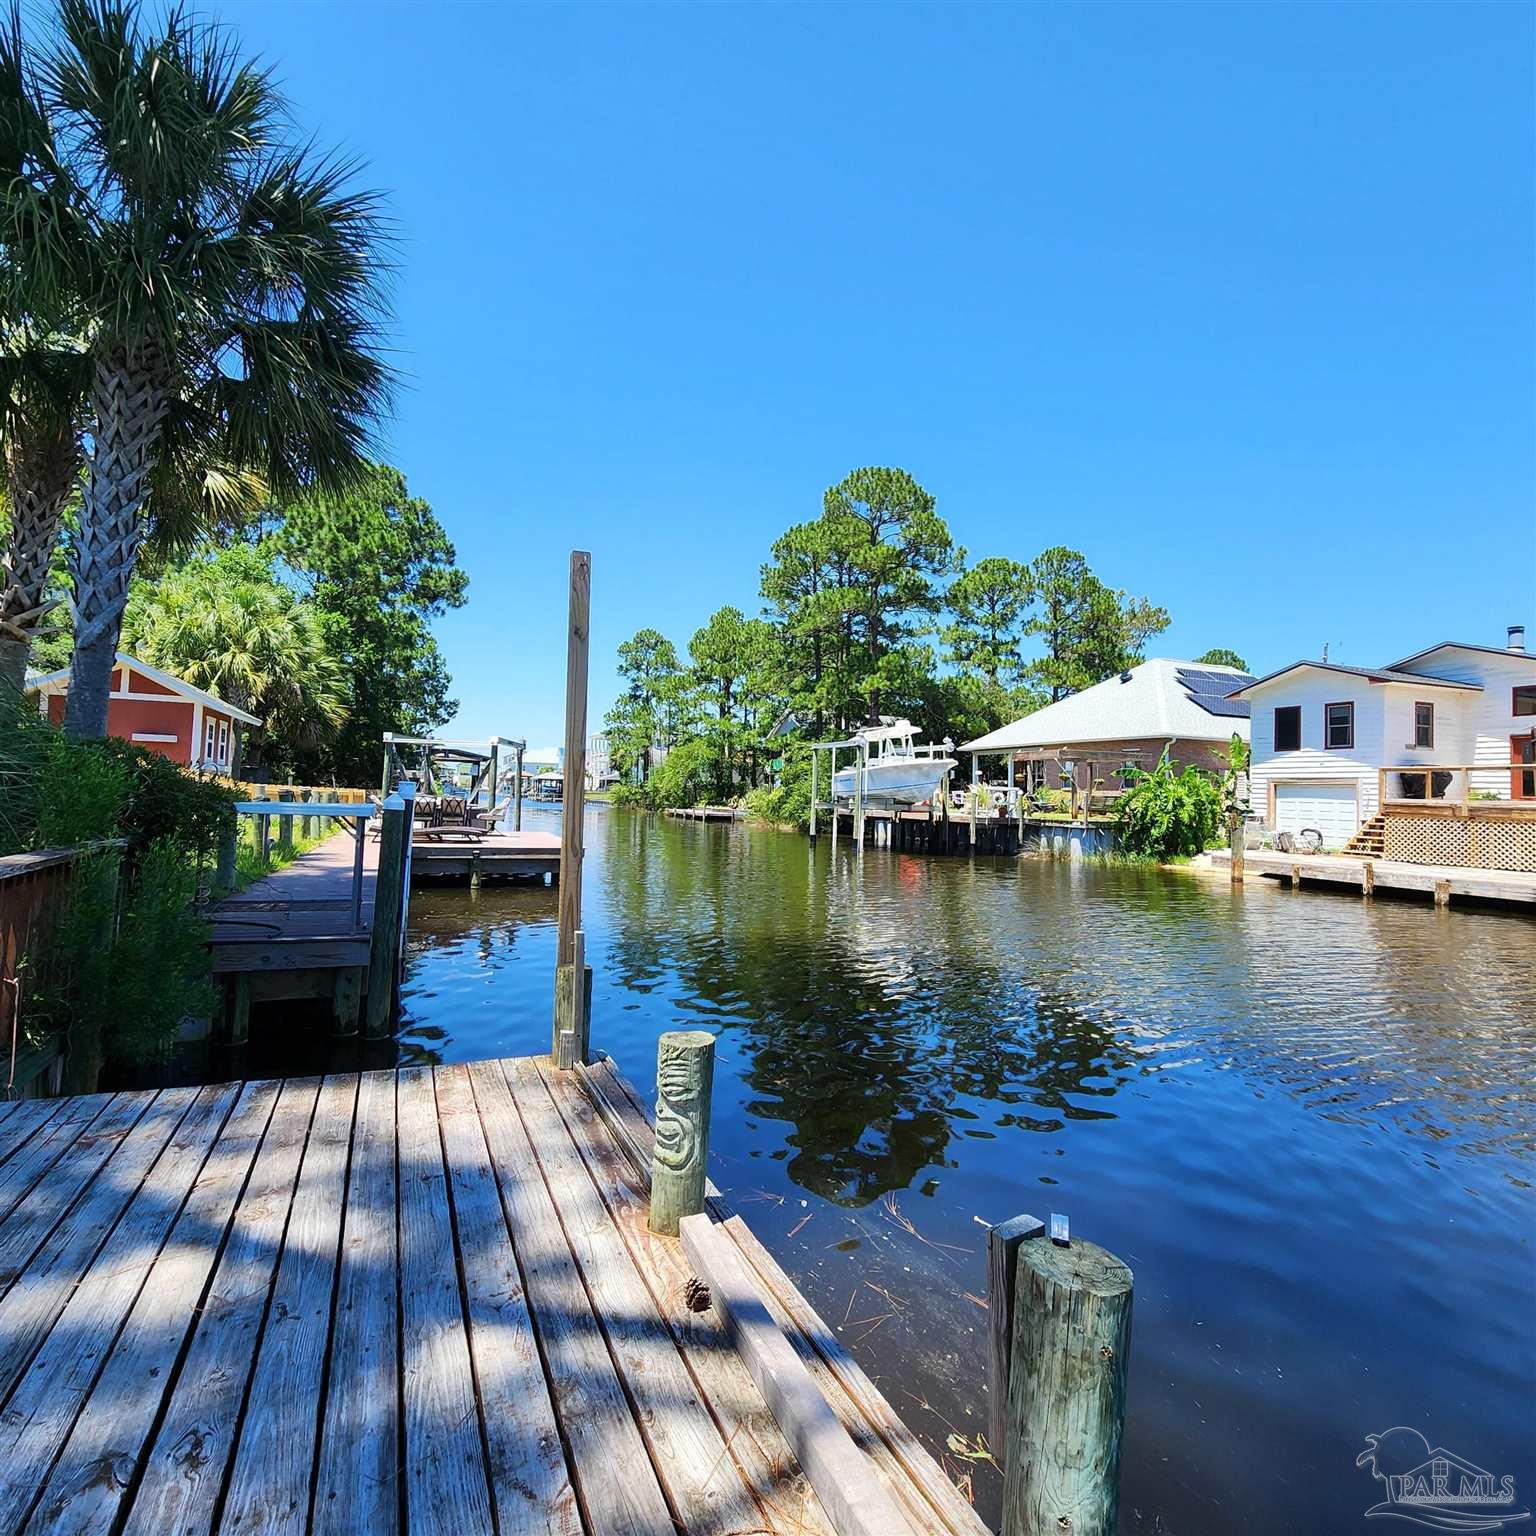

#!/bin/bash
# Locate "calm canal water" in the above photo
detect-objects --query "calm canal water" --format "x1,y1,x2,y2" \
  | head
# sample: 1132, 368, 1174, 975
180, 806, 1536, 1532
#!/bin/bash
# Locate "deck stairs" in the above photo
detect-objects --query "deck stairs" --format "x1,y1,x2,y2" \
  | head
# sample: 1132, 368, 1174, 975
1343, 812, 1386, 858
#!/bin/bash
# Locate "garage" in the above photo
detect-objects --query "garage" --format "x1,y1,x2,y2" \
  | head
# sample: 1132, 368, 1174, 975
1274, 782, 1359, 847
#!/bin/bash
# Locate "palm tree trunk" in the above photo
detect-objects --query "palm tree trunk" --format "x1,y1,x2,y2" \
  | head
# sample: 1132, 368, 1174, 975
64, 343, 168, 738
0, 417, 79, 694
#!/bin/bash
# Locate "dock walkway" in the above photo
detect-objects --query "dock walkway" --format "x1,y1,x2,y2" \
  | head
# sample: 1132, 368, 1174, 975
0, 1053, 988, 1536
1213, 848, 1536, 906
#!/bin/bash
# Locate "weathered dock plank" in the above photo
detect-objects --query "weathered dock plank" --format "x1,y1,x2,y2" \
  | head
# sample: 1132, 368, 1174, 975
0, 1091, 115, 1225
0, 1095, 68, 1169
508, 1055, 765, 1536
398, 1065, 494, 1536
122, 1077, 321, 1536
21, 1079, 280, 1536
0, 1089, 196, 1400
0, 1083, 240, 1533
221, 1074, 358, 1536
433, 1063, 578, 1536
313, 1069, 400, 1536
540, 1059, 835, 1536
0, 1056, 984, 1536
469, 1057, 675, 1536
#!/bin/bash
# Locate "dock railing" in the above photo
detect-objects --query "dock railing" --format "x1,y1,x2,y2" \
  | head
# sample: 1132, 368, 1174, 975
0, 840, 127, 1097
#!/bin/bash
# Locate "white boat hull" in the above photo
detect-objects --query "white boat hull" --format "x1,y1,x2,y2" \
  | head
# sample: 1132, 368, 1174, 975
832, 758, 956, 806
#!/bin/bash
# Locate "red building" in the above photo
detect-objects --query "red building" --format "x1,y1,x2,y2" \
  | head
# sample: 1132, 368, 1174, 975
28, 652, 261, 772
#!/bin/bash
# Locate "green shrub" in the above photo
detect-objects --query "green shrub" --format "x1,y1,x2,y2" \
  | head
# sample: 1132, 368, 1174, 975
1113, 751, 1222, 860
744, 744, 812, 828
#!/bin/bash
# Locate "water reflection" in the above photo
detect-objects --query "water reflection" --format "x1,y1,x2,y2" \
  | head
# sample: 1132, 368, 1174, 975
109, 806, 1536, 1533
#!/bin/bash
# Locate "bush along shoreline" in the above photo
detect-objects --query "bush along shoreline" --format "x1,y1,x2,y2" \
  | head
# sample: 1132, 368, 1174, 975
1, 693, 236, 1093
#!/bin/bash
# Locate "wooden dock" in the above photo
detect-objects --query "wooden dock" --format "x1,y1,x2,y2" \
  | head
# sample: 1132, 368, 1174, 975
209, 829, 381, 1034
1212, 848, 1536, 906
410, 827, 562, 882
0, 1053, 989, 1536
665, 806, 743, 823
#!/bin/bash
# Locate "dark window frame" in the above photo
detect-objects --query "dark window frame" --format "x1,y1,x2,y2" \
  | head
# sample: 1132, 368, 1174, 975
1515, 685, 1536, 718
1324, 700, 1354, 750
1414, 701, 1434, 748
1273, 705, 1302, 752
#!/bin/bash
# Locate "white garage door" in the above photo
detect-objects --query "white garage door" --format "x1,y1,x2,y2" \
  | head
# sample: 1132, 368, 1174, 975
1274, 783, 1359, 847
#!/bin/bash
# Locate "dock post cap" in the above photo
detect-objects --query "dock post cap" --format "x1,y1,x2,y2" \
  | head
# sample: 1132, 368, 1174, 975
382, 792, 406, 811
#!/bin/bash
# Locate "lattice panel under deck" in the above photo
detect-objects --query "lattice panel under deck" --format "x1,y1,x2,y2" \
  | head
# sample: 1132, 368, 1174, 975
1383, 815, 1536, 872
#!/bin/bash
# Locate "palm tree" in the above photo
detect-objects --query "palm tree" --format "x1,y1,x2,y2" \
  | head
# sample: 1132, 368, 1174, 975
2, 0, 391, 737
121, 546, 349, 771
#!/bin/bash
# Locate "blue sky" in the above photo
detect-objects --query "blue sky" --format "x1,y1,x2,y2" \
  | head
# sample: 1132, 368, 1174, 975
210, 1, 1533, 747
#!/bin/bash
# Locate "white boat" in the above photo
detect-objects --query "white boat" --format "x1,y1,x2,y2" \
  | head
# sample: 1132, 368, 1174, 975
831, 720, 956, 806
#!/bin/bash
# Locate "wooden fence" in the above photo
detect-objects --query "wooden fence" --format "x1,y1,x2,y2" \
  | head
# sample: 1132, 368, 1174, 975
0, 848, 92, 1097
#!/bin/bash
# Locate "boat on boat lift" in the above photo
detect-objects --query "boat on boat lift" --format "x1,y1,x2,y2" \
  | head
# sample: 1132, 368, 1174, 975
832, 720, 957, 805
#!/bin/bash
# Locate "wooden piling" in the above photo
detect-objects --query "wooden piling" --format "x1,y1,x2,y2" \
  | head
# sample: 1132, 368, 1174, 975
809, 749, 818, 842
987, 1213, 1045, 1457
364, 792, 407, 1038
216, 820, 238, 895
1362, 860, 1375, 897
278, 812, 293, 853
648, 1028, 715, 1236
553, 928, 589, 1069
216, 975, 251, 1047
1434, 878, 1451, 908
555, 551, 590, 973
1228, 812, 1244, 884
513, 742, 524, 832
332, 966, 362, 1036
1002, 1234, 1134, 1536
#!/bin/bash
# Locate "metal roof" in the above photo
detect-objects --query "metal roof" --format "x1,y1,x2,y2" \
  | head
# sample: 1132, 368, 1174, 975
961, 658, 1253, 753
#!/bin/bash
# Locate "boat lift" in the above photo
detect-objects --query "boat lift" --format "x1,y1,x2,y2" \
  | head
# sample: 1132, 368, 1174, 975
381, 733, 528, 827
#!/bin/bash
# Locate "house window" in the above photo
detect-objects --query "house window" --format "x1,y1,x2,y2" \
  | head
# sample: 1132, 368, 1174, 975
1515, 686, 1536, 717
1273, 706, 1301, 752
1325, 701, 1354, 750
205, 718, 218, 764
218, 721, 230, 765
1414, 701, 1434, 748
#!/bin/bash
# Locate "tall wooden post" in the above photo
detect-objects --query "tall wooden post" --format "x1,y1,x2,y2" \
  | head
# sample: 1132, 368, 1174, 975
853, 741, 865, 848
216, 818, 238, 895
829, 748, 838, 848
809, 749, 818, 842
1228, 810, 1244, 884
648, 1029, 715, 1236
1002, 1233, 1133, 1536
552, 551, 591, 1065
365, 792, 407, 1038
513, 743, 524, 831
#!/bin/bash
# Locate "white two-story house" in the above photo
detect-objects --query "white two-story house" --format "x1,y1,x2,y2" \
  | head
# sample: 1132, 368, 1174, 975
1232, 626, 1536, 851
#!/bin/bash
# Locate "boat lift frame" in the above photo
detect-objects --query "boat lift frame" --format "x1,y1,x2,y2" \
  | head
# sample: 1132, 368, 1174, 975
381, 733, 529, 829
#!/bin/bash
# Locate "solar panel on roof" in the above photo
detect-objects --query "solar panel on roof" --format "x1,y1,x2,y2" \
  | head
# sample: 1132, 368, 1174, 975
1176, 667, 1255, 691
1190, 696, 1251, 718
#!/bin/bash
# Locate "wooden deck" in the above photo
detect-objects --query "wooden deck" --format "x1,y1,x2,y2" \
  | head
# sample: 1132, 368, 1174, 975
210, 830, 377, 975
0, 1054, 987, 1536
411, 827, 562, 882
1213, 848, 1536, 906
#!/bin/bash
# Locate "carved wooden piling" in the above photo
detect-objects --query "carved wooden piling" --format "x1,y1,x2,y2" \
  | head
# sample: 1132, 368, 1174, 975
364, 793, 408, 1038
648, 1029, 715, 1236
1001, 1230, 1134, 1536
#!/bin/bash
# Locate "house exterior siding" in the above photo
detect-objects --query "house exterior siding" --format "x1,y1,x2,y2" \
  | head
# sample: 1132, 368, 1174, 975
1247, 671, 1388, 827
35, 659, 244, 772
1392, 647, 1536, 798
